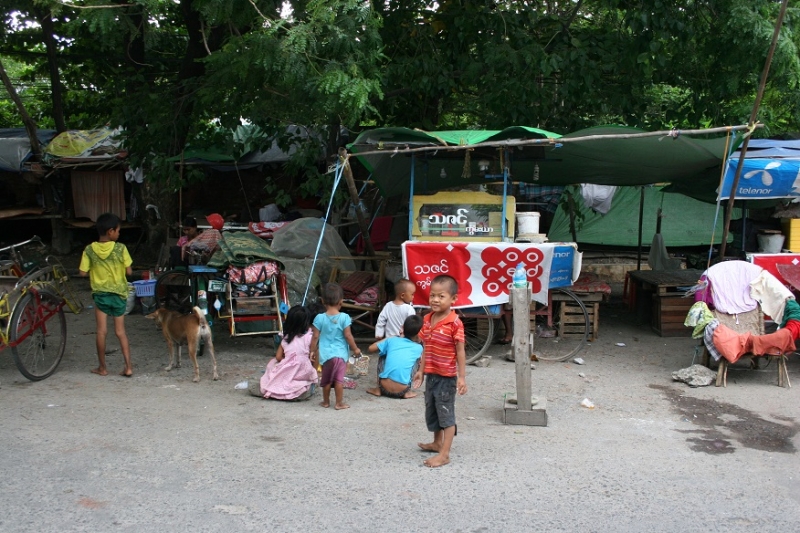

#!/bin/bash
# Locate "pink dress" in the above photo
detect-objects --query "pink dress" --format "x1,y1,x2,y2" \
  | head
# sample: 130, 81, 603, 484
260, 330, 318, 400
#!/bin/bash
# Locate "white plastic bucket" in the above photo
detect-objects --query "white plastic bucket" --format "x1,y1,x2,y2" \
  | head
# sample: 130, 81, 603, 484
516, 212, 541, 235
757, 233, 785, 253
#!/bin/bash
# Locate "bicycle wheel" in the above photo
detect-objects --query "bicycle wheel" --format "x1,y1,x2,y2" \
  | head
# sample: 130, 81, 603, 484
532, 288, 589, 362
155, 269, 193, 313
10, 289, 66, 381
457, 306, 495, 364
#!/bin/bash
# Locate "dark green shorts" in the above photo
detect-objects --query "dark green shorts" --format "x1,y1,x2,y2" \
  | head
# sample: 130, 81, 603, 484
93, 292, 127, 317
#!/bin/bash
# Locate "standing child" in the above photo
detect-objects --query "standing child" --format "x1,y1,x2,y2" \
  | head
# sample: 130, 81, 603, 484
253, 306, 318, 400
412, 274, 467, 467
375, 278, 417, 339
366, 314, 423, 399
79, 213, 133, 377
311, 283, 362, 410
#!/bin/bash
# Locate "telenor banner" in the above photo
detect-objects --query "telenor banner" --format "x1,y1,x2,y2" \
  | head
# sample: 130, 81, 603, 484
718, 158, 800, 200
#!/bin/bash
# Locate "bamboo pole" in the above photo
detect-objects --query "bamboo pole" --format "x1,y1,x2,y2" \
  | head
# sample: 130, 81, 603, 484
719, 0, 790, 258
349, 124, 762, 159
339, 148, 376, 258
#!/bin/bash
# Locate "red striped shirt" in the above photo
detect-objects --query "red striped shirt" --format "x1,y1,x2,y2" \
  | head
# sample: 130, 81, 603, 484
421, 311, 464, 377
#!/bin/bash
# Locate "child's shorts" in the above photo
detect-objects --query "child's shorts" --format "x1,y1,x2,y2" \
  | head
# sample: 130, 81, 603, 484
424, 374, 457, 431
320, 357, 347, 387
92, 292, 127, 317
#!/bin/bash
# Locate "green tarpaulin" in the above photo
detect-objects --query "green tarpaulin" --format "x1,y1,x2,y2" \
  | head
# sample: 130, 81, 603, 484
349, 126, 734, 198
547, 186, 740, 247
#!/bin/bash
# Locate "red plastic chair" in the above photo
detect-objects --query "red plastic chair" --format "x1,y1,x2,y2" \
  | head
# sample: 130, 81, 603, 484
356, 216, 393, 254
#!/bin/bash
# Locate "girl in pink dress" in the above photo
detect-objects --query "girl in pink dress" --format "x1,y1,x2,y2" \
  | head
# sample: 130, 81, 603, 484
258, 306, 318, 400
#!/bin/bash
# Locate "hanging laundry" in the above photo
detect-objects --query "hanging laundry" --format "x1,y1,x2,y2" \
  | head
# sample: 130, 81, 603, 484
684, 302, 715, 339
704, 261, 763, 314
749, 270, 794, 324
580, 184, 617, 215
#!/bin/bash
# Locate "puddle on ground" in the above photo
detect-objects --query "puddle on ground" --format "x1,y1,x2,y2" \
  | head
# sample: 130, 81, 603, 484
650, 384, 798, 455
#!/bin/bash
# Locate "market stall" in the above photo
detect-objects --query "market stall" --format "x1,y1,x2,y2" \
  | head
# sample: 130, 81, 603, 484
349, 129, 593, 362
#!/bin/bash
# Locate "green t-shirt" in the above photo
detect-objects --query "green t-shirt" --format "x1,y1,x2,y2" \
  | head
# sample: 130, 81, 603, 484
79, 241, 132, 297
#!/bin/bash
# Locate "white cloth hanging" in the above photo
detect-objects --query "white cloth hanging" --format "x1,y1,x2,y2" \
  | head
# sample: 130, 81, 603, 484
580, 184, 617, 214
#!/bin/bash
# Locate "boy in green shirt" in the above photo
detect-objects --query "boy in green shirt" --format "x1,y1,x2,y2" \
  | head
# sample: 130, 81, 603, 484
79, 213, 133, 377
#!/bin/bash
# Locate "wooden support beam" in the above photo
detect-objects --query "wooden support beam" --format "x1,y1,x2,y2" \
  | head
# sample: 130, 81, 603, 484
339, 148, 376, 258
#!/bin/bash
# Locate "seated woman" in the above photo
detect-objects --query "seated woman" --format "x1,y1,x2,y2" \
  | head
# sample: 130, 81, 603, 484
186, 213, 224, 263
250, 306, 318, 400
176, 216, 199, 263
366, 315, 423, 399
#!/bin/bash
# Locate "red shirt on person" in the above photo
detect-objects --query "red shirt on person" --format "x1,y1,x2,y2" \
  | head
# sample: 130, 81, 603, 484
421, 311, 465, 377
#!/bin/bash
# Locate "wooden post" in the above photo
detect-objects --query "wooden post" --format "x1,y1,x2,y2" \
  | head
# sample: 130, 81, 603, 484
503, 284, 547, 426
512, 285, 532, 410
719, 0, 790, 258
339, 148, 376, 257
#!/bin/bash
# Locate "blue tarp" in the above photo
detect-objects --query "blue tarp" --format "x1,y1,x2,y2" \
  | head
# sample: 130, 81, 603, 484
0, 129, 56, 172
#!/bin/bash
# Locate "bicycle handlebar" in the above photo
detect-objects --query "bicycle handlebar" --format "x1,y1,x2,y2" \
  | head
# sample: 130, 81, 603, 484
0, 235, 44, 253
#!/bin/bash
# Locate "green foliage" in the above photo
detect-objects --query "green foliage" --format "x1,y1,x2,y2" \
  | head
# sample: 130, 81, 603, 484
2, 0, 800, 215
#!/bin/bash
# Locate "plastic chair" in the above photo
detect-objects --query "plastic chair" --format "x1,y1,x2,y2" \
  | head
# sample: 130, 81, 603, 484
355, 216, 393, 255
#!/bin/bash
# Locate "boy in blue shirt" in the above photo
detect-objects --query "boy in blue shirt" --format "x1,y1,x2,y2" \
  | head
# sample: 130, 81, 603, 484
366, 315, 423, 399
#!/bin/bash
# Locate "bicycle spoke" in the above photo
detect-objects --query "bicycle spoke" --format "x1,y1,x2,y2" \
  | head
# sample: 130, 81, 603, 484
10, 290, 66, 381
532, 289, 589, 362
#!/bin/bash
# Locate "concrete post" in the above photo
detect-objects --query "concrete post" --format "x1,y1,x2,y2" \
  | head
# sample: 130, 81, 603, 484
503, 283, 548, 426
512, 285, 532, 410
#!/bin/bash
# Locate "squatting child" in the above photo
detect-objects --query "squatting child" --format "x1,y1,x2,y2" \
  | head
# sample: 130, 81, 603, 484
79, 212, 133, 377
366, 314, 423, 399
412, 274, 467, 467
375, 278, 417, 339
253, 305, 318, 401
311, 283, 362, 410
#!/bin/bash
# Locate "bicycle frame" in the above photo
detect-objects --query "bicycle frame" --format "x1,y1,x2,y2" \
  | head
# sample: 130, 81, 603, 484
0, 285, 64, 352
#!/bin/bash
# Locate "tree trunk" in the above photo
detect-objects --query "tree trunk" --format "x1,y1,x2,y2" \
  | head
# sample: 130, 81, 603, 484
0, 58, 41, 156
37, 8, 67, 133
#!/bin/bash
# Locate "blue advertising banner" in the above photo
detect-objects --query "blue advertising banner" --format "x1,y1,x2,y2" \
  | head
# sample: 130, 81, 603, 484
548, 245, 574, 288
718, 158, 800, 200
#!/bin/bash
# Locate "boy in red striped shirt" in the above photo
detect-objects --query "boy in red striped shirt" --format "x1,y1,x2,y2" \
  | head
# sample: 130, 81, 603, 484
412, 274, 467, 467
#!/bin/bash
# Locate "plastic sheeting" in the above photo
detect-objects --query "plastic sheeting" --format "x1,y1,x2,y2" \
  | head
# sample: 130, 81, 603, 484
279, 257, 334, 306
548, 186, 739, 247
43, 127, 121, 159
0, 129, 56, 171
270, 218, 355, 272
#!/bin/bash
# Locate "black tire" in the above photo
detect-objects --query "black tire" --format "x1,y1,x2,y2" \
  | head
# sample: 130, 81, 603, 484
155, 269, 193, 313
533, 288, 589, 362
457, 306, 495, 364
10, 289, 67, 381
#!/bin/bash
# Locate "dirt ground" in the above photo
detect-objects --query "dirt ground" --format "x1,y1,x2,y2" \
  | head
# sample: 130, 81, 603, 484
2, 273, 800, 532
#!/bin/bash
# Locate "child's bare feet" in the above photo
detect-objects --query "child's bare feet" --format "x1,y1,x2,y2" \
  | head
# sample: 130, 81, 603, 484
366, 387, 381, 396
334, 403, 350, 410
91, 368, 107, 376
119, 368, 133, 377
319, 401, 330, 408
418, 442, 440, 452
403, 391, 418, 399
423, 454, 450, 468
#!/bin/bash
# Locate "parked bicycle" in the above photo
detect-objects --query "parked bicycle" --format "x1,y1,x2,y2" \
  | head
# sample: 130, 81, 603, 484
456, 288, 589, 364
0, 276, 66, 381
0, 236, 84, 314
